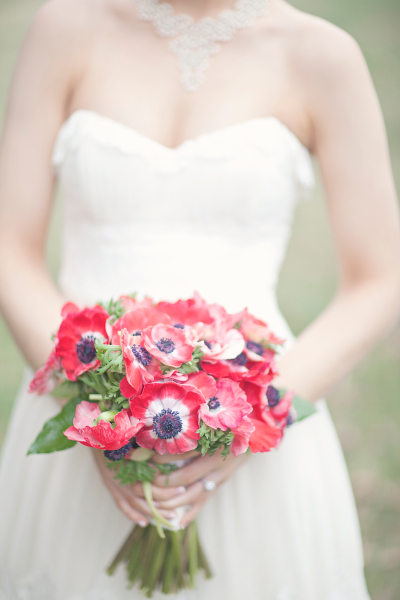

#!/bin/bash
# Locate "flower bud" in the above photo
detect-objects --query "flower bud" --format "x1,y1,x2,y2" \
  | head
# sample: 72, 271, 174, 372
96, 410, 118, 425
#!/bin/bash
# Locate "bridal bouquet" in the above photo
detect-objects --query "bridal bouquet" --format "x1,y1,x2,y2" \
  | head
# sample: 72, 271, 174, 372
28, 293, 316, 596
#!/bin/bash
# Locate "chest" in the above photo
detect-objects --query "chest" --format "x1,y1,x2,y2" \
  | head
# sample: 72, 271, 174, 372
72, 11, 301, 149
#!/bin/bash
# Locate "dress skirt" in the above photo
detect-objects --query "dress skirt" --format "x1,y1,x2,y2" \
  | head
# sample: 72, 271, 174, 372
0, 369, 370, 600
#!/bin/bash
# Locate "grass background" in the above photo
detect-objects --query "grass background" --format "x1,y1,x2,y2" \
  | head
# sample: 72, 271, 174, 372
0, 0, 399, 597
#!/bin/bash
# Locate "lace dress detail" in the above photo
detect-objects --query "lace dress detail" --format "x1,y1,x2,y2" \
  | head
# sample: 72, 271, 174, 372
133, 0, 270, 91
0, 111, 370, 600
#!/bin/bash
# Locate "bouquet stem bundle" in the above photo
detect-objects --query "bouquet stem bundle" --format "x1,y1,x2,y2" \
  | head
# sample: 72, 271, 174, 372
107, 521, 212, 597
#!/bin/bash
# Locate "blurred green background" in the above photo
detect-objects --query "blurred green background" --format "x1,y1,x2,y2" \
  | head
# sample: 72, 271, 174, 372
0, 0, 399, 597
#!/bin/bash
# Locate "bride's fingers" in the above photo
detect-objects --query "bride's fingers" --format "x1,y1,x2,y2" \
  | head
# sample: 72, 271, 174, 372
123, 490, 177, 521
154, 451, 231, 488
104, 478, 148, 527
155, 480, 205, 510
151, 450, 200, 464
155, 465, 225, 510
156, 453, 249, 510
179, 499, 208, 529
130, 482, 186, 501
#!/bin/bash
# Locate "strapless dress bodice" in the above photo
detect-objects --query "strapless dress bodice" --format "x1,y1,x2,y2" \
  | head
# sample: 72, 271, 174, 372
52, 109, 314, 339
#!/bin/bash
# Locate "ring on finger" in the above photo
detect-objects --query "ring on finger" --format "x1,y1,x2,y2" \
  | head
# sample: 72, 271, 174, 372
201, 478, 216, 493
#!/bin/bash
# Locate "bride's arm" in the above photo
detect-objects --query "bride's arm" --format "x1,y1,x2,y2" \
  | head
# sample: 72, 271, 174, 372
0, 4, 81, 369
273, 23, 400, 400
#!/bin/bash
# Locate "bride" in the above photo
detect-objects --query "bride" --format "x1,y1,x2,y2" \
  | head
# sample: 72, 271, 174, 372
0, 0, 399, 598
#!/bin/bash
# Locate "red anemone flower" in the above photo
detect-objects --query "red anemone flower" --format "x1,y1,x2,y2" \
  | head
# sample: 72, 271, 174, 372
55, 305, 109, 381
130, 381, 205, 454
28, 348, 63, 395
64, 401, 143, 450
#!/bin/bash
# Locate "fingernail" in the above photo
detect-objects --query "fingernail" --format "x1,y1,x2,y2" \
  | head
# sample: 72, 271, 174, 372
153, 501, 160, 507
168, 512, 176, 519
139, 520, 147, 528
177, 486, 186, 495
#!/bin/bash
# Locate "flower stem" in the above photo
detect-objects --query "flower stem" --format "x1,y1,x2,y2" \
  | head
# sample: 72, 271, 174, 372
142, 481, 175, 537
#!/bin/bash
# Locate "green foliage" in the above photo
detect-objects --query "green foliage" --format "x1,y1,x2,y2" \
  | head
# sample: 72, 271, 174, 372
107, 459, 157, 485
106, 458, 178, 486
99, 298, 125, 322
51, 380, 80, 399
27, 396, 82, 454
196, 421, 233, 458
95, 342, 124, 375
292, 395, 317, 422
176, 346, 205, 375
79, 367, 123, 404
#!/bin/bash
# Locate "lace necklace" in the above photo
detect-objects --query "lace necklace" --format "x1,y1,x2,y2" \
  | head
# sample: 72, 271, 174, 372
133, 0, 271, 92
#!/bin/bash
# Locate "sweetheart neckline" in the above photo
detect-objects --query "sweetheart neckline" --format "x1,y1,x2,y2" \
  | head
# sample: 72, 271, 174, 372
57, 109, 310, 155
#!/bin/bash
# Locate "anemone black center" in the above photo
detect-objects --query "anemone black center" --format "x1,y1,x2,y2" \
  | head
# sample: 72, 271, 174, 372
132, 344, 152, 366
153, 409, 183, 439
156, 338, 175, 354
232, 352, 247, 366
266, 385, 280, 407
104, 442, 132, 462
173, 323, 185, 329
246, 341, 264, 356
76, 335, 97, 364
132, 330, 142, 336
208, 396, 221, 410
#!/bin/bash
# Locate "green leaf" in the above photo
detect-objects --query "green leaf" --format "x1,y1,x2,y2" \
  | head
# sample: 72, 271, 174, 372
51, 380, 80, 399
292, 395, 317, 422
107, 458, 157, 485
27, 396, 82, 455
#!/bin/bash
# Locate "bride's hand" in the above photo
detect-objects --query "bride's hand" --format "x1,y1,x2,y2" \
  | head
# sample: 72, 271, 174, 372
131, 450, 249, 528
91, 449, 180, 527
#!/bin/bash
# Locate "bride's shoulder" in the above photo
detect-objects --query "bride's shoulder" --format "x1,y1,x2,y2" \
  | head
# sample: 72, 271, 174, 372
270, 3, 367, 84
265, 0, 365, 86
26, 0, 113, 47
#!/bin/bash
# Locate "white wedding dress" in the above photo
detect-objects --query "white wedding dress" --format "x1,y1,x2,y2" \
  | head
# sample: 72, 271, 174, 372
0, 110, 370, 600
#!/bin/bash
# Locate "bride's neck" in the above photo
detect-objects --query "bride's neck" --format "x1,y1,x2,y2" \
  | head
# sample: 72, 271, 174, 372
165, 0, 240, 18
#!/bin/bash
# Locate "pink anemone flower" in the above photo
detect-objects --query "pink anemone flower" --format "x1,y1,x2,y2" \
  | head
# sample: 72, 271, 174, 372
55, 305, 109, 381
108, 307, 172, 345
155, 298, 213, 327
118, 295, 154, 313
230, 416, 255, 456
265, 388, 294, 425
28, 348, 63, 395
199, 327, 245, 361
130, 381, 205, 454
239, 313, 285, 347
64, 401, 143, 450
199, 378, 252, 431
185, 371, 217, 400
141, 324, 194, 368
120, 328, 162, 394
201, 347, 278, 387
